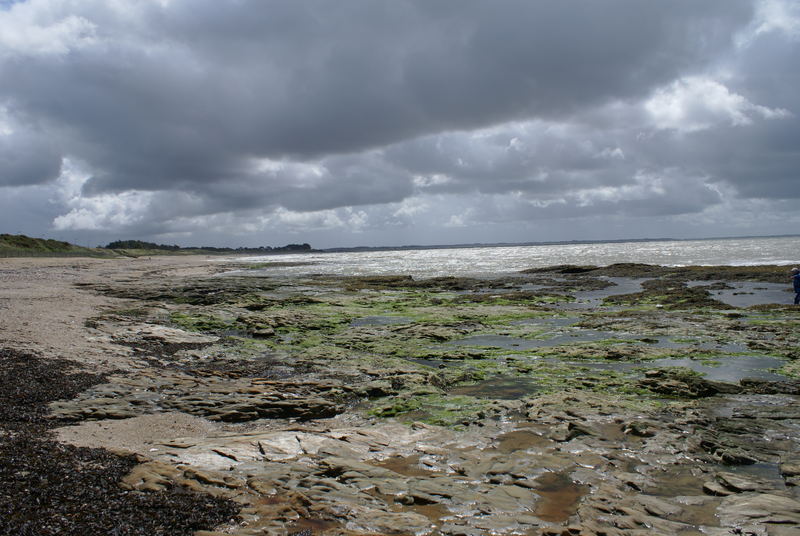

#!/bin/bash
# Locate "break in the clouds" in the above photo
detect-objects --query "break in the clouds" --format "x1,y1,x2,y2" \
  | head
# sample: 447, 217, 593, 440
0, 0, 798, 247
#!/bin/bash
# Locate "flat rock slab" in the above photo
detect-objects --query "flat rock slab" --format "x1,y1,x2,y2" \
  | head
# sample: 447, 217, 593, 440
113, 324, 221, 345
717, 493, 800, 527
49, 371, 348, 422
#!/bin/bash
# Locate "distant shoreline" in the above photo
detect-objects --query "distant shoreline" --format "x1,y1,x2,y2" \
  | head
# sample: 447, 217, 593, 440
312, 233, 800, 255
2, 233, 798, 259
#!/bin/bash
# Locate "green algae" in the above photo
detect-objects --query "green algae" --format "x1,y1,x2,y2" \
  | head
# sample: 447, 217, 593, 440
779, 361, 800, 378
170, 312, 237, 332
85, 307, 153, 328
111, 267, 796, 423
369, 393, 489, 427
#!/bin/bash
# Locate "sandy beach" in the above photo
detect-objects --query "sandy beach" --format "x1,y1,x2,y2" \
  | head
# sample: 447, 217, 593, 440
0, 256, 220, 366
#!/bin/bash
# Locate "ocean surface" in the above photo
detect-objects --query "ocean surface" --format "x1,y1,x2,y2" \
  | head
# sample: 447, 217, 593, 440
232, 236, 800, 279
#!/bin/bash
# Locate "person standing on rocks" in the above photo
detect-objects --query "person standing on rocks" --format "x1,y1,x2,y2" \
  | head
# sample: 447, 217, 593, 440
792, 268, 800, 305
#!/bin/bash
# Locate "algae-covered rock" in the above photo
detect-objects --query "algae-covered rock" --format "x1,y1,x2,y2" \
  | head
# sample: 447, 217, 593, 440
638, 369, 742, 398
48, 261, 800, 535
49, 372, 350, 423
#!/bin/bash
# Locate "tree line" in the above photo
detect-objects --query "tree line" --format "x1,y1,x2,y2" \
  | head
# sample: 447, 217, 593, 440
104, 240, 312, 253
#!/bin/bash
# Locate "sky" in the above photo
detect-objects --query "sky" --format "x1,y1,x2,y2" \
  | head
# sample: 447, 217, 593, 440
0, 0, 798, 249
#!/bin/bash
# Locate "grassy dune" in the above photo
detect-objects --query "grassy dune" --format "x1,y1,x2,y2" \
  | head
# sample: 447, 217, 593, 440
0, 234, 116, 258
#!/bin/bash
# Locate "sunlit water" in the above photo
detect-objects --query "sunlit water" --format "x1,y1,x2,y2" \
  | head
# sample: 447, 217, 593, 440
229, 236, 800, 279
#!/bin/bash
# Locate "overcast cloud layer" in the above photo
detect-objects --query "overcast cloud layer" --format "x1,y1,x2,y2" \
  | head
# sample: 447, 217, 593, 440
0, 0, 798, 248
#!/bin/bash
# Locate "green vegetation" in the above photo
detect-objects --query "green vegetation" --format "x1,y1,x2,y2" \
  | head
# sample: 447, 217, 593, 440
92, 263, 798, 428
0, 234, 115, 258
170, 312, 237, 333
105, 239, 312, 256
370, 393, 489, 427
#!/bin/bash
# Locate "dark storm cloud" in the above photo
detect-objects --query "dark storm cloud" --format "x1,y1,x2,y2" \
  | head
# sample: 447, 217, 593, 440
0, 128, 61, 186
384, 123, 637, 197
703, 32, 800, 199
628, 29, 800, 201
0, 0, 752, 199
2, 0, 798, 246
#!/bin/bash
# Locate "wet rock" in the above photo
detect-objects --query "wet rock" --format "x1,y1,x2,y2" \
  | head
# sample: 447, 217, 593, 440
548, 421, 599, 442
717, 493, 800, 527
84, 276, 278, 305
439, 523, 488, 536
697, 436, 758, 465
623, 420, 656, 437
716, 471, 781, 493
115, 325, 220, 345
740, 378, 800, 395
635, 495, 683, 517
702, 480, 734, 496
548, 423, 572, 442
639, 369, 742, 398
345, 506, 433, 535
49, 372, 350, 423
780, 456, 800, 478
729, 402, 800, 420
320, 456, 399, 479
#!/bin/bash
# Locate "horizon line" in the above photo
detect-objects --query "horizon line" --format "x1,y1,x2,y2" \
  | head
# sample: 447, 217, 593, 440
315, 233, 800, 253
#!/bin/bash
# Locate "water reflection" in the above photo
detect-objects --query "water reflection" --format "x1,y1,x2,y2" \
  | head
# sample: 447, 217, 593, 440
552, 355, 786, 383
687, 281, 791, 307
450, 377, 540, 399
558, 277, 647, 310
228, 236, 800, 279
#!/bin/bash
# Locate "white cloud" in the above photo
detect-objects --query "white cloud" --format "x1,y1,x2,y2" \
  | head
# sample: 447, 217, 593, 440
645, 77, 790, 132
595, 147, 625, 160
0, 4, 97, 56
753, 0, 800, 38
268, 206, 369, 232
412, 174, 452, 188
52, 191, 153, 230
392, 196, 429, 219
0, 106, 11, 135
573, 172, 665, 206
444, 212, 470, 228
50, 159, 154, 230
250, 157, 327, 188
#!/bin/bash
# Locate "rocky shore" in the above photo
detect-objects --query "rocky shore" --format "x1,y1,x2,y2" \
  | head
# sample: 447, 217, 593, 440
2, 256, 799, 535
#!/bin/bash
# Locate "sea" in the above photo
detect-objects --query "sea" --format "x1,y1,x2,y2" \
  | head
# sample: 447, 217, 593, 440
233, 236, 800, 279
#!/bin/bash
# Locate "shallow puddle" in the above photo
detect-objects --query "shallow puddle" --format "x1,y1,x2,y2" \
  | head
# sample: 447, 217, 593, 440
406, 502, 450, 523
552, 354, 786, 384
533, 471, 588, 523
688, 280, 791, 307
646, 465, 709, 497
510, 316, 579, 328
370, 488, 451, 531
450, 377, 540, 399
451, 326, 751, 356
641, 337, 750, 353
649, 355, 786, 382
725, 461, 786, 490
287, 517, 341, 534
449, 329, 632, 350
494, 430, 553, 453
373, 454, 435, 477
709, 394, 798, 418
558, 277, 648, 310
647, 472, 722, 528
350, 315, 412, 327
